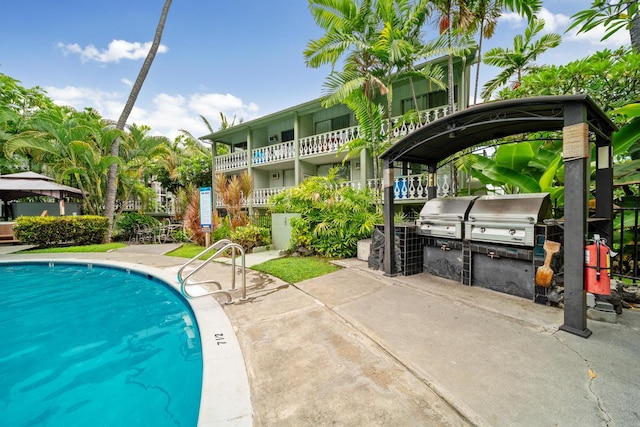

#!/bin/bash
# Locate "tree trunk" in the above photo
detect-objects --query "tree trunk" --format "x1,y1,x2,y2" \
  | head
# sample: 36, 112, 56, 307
473, 18, 486, 105
447, 7, 455, 114
631, 12, 640, 53
104, 0, 173, 241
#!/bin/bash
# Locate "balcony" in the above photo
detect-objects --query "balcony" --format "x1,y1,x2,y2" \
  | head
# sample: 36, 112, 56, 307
213, 105, 452, 172
340, 173, 453, 201
215, 151, 248, 172
299, 126, 358, 158
253, 187, 287, 206
252, 141, 295, 166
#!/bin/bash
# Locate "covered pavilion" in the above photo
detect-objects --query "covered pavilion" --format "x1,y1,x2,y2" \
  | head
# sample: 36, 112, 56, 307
380, 95, 617, 337
0, 171, 84, 219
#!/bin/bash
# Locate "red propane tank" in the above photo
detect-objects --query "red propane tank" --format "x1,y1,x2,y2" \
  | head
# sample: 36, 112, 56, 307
585, 236, 611, 295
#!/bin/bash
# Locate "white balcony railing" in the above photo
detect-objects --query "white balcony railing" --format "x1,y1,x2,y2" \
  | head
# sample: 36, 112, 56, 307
253, 187, 287, 206
215, 151, 248, 172
299, 126, 358, 157
341, 172, 453, 201
252, 141, 295, 165
213, 105, 452, 172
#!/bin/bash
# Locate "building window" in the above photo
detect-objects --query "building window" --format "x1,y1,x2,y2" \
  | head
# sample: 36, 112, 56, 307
281, 129, 294, 142
427, 86, 458, 108
315, 114, 351, 134
331, 114, 350, 130
402, 87, 460, 113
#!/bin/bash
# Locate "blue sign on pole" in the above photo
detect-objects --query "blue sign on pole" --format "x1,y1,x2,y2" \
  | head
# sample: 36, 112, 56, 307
199, 187, 212, 231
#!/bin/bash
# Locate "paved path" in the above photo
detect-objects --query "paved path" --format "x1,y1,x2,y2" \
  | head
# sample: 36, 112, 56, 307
225, 258, 640, 426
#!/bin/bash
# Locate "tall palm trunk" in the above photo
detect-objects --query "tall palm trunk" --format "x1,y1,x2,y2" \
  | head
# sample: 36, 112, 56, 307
473, 17, 486, 105
632, 13, 640, 52
104, 0, 173, 241
447, 7, 455, 114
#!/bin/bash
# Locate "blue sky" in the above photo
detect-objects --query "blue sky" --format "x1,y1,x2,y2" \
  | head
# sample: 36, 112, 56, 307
0, 0, 630, 140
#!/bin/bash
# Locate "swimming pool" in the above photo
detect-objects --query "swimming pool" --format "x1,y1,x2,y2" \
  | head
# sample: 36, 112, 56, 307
0, 261, 202, 426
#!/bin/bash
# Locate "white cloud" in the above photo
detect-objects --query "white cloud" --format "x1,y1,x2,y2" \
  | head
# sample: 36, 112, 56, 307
145, 93, 261, 140
565, 23, 631, 47
500, 8, 570, 33
499, 12, 525, 28
45, 85, 262, 141
537, 8, 571, 33
57, 39, 168, 63
45, 85, 123, 116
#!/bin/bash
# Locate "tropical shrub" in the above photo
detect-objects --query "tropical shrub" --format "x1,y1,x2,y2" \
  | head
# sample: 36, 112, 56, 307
270, 169, 382, 258
14, 215, 109, 247
230, 224, 271, 253
215, 171, 253, 229
212, 212, 232, 242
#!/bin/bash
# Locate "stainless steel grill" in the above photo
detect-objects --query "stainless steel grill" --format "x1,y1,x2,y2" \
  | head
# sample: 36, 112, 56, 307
417, 196, 477, 282
416, 192, 558, 300
416, 196, 478, 239
465, 193, 551, 247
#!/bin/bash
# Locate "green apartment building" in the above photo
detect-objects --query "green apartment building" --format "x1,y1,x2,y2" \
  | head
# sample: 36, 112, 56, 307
202, 54, 475, 213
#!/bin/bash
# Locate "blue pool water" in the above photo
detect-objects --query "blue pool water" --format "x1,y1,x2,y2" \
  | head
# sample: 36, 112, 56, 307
0, 262, 202, 426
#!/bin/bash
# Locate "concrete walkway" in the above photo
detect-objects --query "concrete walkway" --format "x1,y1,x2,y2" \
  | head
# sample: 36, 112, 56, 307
224, 258, 640, 426
3, 244, 640, 426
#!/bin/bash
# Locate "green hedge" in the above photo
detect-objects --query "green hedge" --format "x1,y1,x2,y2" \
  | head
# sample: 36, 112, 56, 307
13, 215, 109, 247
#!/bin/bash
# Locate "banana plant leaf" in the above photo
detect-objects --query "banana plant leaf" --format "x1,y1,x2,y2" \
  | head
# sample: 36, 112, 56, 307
613, 210, 640, 230
612, 104, 640, 157
494, 143, 535, 171
528, 147, 562, 170
613, 159, 640, 185
539, 155, 562, 190
470, 155, 541, 193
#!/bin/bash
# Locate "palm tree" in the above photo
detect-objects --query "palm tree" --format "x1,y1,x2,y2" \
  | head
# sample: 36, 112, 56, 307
481, 17, 561, 101
567, 0, 639, 53
4, 106, 121, 214
468, 0, 541, 104
104, 0, 173, 241
305, 0, 388, 184
116, 124, 171, 216
428, 0, 475, 113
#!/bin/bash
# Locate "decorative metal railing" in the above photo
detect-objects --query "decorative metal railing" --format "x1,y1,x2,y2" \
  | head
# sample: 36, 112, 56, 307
252, 141, 295, 165
382, 106, 450, 138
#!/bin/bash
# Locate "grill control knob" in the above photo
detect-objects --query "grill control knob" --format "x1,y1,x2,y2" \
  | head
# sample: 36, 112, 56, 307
480, 227, 486, 233
509, 229, 516, 235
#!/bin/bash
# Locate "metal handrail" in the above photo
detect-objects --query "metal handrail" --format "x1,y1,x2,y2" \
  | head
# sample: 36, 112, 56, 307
177, 239, 247, 303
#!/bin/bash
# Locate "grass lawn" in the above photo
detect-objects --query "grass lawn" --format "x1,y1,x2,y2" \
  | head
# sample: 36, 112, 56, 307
166, 243, 340, 283
251, 256, 340, 284
165, 243, 206, 259
20, 243, 127, 253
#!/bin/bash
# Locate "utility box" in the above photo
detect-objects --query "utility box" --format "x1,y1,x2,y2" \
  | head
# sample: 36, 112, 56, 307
271, 213, 301, 251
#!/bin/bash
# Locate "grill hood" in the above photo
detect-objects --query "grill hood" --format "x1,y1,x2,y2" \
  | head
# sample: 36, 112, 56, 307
417, 196, 478, 239
465, 193, 551, 246
466, 193, 551, 224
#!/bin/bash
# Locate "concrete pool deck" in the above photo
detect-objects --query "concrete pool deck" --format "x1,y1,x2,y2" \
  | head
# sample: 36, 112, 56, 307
3, 244, 640, 426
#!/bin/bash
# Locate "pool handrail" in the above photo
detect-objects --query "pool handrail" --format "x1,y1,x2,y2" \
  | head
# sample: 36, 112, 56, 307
177, 239, 247, 303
